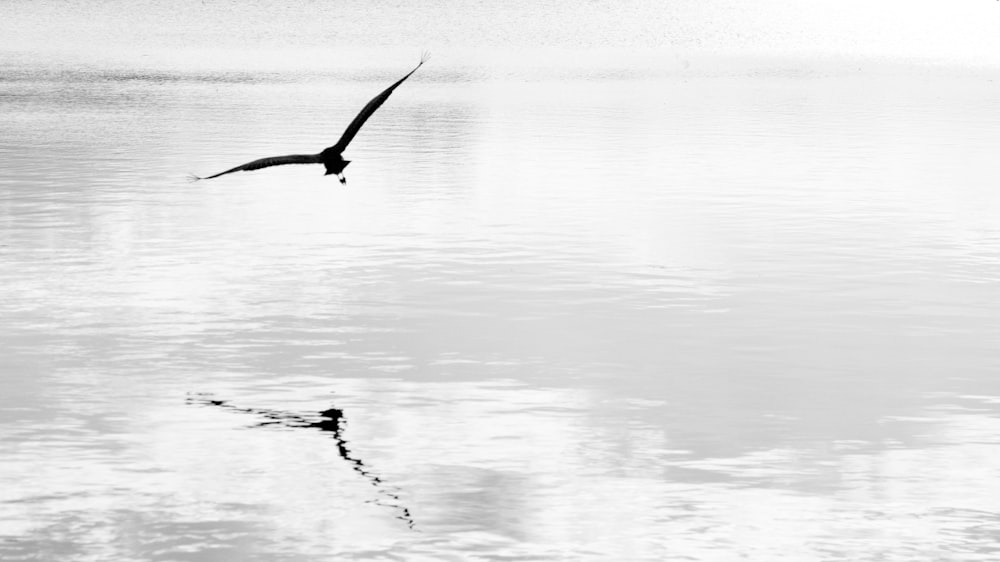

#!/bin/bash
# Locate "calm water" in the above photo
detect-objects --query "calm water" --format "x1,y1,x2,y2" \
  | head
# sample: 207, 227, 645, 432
4, 2, 1000, 560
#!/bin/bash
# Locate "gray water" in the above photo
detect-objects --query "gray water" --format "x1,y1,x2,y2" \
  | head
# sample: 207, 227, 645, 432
4, 2, 1000, 560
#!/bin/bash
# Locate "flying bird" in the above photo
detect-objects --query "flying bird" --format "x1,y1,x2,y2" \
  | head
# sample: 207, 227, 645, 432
191, 54, 428, 185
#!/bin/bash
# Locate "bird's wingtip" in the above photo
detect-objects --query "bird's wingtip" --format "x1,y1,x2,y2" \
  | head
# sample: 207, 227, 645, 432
419, 51, 431, 66
187, 173, 203, 183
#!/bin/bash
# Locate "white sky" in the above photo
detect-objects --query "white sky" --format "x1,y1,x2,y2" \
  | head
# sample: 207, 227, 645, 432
2, 0, 999, 66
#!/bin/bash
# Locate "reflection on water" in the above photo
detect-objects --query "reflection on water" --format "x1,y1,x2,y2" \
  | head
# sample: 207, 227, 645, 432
5, 377, 1000, 560
187, 394, 416, 529
4, 3, 1000, 559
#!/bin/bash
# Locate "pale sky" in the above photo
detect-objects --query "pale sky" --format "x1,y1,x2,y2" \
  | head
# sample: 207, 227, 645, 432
2, 0, 999, 65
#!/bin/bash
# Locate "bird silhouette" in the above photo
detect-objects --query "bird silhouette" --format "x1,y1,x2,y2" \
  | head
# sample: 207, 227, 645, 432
191, 54, 428, 185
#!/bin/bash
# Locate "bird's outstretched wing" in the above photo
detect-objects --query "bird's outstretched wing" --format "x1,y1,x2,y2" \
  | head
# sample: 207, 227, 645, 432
327, 52, 429, 154
190, 153, 322, 181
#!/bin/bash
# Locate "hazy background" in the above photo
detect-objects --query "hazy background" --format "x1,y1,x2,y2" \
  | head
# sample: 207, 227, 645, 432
3, 1, 1000, 560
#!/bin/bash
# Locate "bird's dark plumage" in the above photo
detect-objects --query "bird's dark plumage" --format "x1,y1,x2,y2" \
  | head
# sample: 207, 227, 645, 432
195, 154, 322, 180
191, 53, 429, 185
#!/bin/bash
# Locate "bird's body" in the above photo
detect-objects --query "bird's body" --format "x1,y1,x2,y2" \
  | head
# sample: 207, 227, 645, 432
192, 54, 428, 184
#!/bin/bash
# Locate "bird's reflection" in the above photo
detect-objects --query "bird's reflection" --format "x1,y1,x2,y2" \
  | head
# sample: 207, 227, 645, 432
186, 393, 415, 529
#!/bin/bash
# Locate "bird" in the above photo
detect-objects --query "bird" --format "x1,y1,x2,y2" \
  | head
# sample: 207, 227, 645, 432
191, 53, 428, 185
